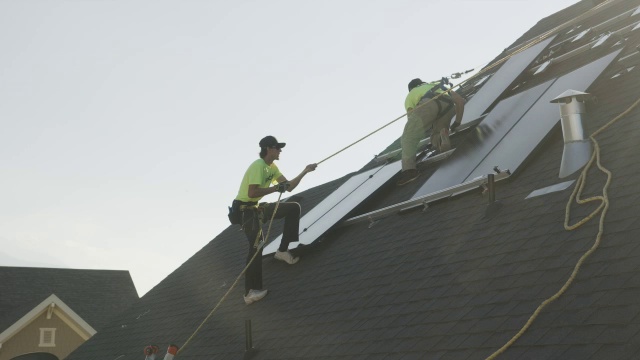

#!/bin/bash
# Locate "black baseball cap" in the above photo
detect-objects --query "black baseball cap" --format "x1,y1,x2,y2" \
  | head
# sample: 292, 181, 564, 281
408, 78, 425, 92
259, 135, 286, 149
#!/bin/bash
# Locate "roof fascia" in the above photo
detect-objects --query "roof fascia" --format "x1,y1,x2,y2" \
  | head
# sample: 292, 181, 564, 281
0, 294, 97, 345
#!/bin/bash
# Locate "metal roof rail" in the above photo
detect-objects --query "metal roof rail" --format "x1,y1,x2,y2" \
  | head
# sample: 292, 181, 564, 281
340, 169, 511, 228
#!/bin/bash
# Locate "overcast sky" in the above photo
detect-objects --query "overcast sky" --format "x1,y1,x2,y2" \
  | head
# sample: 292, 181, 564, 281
0, 0, 580, 296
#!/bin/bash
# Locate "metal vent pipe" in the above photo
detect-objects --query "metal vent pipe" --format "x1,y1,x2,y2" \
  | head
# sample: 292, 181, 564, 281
550, 89, 594, 178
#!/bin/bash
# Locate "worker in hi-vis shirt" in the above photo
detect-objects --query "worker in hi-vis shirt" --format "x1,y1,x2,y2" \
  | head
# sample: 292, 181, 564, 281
230, 135, 316, 305
397, 78, 465, 186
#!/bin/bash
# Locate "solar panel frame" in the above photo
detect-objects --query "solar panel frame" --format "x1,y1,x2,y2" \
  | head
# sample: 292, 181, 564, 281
413, 50, 621, 200
461, 36, 556, 125
412, 80, 554, 198
263, 160, 402, 255
465, 50, 621, 181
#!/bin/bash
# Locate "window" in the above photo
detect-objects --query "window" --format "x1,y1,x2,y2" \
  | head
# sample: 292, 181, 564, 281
39, 328, 56, 347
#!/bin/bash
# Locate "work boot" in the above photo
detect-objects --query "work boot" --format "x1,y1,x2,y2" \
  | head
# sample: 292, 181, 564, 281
396, 169, 419, 186
274, 250, 299, 265
244, 289, 268, 305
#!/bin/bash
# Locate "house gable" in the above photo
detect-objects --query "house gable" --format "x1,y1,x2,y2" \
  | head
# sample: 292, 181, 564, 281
0, 295, 96, 360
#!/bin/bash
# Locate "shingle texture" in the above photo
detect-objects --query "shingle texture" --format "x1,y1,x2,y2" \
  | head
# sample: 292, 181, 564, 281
68, 0, 640, 358
0, 267, 139, 332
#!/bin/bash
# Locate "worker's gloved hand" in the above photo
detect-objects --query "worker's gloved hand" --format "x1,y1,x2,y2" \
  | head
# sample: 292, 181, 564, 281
275, 182, 290, 193
450, 121, 461, 131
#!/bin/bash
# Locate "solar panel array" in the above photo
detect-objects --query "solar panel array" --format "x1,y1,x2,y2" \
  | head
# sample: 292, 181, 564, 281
263, 161, 401, 255
412, 50, 621, 199
461, 36, 556, 125
263, 44, 622, 254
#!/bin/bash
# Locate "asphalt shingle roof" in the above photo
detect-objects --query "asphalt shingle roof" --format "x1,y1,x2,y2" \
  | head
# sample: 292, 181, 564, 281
0, 267, 139, 332
68, 0, 640, 358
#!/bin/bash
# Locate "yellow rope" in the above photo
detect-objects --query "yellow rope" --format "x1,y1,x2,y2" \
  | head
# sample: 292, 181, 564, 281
316, 0, 617, 166
175, 1, 622, 355
486, 96, 640, 360
177, 193, 284, 356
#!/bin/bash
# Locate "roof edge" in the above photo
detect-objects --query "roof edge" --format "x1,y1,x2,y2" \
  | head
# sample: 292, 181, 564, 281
0, 294, 97, 345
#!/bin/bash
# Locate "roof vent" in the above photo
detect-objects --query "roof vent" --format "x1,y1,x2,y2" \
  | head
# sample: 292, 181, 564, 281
550, 90, 595, 178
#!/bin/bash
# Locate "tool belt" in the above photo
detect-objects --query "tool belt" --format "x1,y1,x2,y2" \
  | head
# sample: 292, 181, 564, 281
228, 200, 258, 225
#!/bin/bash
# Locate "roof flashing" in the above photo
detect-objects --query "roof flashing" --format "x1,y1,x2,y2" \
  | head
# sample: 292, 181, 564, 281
549, 89, 594, 103
525, 180, 576, 199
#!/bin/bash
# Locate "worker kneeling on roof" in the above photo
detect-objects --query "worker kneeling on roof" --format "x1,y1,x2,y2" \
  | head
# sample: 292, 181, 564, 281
396, 78, 465, 186
230, 135, 317, 305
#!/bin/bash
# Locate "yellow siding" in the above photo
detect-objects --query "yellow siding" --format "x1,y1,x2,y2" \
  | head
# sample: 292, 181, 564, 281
0, 311, 87, 360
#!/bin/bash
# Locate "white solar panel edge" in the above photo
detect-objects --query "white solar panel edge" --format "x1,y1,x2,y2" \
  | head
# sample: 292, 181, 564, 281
263, 161, 402, 255
461, 36, 557, 125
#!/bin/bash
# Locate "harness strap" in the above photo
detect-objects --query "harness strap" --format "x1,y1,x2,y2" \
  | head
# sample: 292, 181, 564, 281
420, 92, 455, 122
253, 205, 266, 248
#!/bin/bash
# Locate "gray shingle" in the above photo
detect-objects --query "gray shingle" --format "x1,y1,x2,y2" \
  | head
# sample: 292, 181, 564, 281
68, 1, 640, 359
0, 267, 138, 332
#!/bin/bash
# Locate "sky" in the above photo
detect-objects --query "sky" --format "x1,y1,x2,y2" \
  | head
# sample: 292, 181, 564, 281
0, 0, 581, 296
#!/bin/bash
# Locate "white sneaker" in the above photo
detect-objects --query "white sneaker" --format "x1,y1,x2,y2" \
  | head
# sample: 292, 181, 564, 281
244, 289, 268, 305
274, 250, 299, 265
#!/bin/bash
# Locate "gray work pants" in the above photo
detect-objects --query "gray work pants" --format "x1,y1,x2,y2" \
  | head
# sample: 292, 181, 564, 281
401, 97, 455, 171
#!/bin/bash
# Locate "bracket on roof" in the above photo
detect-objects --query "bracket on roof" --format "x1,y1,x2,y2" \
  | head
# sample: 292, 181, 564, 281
534, 60, 553, 75
592, 33, 612, 48
531, 21, 633, 76
367, 216, 379, 229
618, 49, 640, 67
573, 28, 592, 42
421, 202, 430, 212
493, 166, 511, 175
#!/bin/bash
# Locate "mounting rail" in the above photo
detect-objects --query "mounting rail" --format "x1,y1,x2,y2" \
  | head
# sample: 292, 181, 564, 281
340, 170, 511, 228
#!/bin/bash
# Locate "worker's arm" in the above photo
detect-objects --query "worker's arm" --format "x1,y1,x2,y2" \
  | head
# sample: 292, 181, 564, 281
449, 90, 465, 128
247, 184, 279, 199
276, 164, 317, 192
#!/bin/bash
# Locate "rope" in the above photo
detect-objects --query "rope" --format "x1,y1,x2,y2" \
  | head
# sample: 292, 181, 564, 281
174, 1, 622, 356
177, 192, 284, 356
316, 0, 617, 166
486, 95, 640, 360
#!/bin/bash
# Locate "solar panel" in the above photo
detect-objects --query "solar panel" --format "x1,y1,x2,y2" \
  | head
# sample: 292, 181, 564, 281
461, 36, 556, 125
413, 50, 621, 199
263, 161, 402, 255
412, 80, 554, 197
465, 50, 621, 181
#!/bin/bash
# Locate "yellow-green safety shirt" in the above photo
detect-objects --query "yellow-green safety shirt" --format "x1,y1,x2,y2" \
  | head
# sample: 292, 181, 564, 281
404, 82, 447, 111
235, 158, 283, 202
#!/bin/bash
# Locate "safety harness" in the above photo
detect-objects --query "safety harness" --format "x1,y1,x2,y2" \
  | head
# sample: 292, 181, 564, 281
232, 200, 267, 248
419, 78, 455, 121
